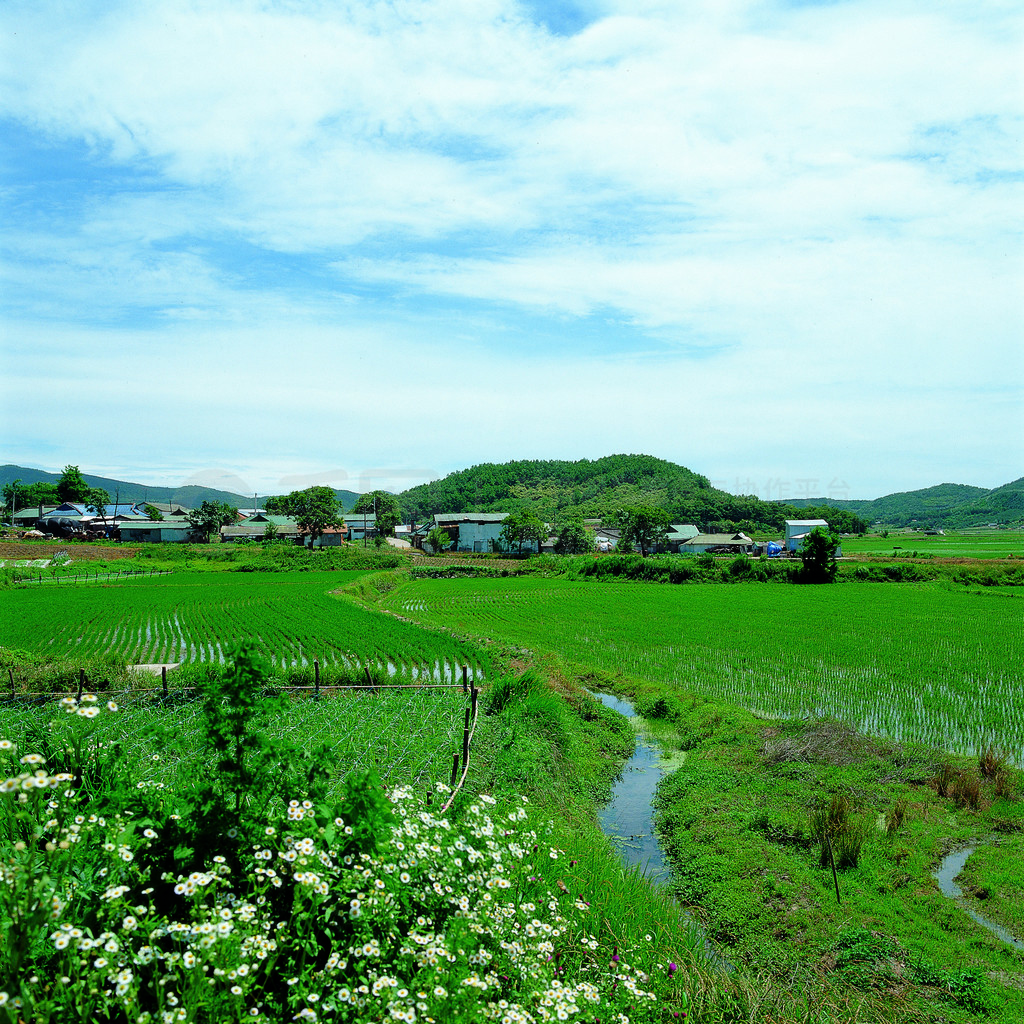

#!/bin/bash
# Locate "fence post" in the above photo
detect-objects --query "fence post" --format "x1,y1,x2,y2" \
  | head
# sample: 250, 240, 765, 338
77, 669, 85, 702
471, 685, 478, 721
8, 668, 13, 700
314, 658, 320, 698
462, 706, 471, 772
462, 665, 468, 694
449, 753, 460, 790
364, 665, 373, 688
162, 666, 168, 698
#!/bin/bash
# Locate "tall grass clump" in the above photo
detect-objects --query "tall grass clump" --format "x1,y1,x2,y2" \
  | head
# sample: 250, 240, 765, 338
810, 794, 865, 869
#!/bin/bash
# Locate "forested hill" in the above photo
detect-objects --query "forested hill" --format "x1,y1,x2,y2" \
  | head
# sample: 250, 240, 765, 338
398, 455, 868, 533
789, 479, 1024, 528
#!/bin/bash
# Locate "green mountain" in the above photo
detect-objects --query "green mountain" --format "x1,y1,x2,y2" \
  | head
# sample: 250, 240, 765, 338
398, 454, 868, 533
788, 479, 1023, 528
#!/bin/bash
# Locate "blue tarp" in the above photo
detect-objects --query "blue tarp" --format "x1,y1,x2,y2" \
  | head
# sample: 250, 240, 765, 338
766, 542, 783, 557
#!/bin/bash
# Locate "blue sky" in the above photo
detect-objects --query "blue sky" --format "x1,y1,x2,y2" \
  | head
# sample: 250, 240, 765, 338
1, 0, 1021, 501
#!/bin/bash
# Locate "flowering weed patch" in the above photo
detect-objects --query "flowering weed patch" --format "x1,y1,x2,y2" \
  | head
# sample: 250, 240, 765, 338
0, 651, 690, 1023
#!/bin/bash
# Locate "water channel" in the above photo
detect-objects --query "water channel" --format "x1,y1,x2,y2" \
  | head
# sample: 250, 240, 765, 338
932, 846, 1024, 951
592, 691, 673, 884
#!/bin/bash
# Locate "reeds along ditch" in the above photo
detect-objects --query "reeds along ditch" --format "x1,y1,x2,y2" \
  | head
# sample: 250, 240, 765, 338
810, 794, 866, 869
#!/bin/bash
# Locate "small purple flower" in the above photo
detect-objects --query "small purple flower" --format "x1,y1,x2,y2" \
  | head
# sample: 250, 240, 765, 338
668, 962, 677, 976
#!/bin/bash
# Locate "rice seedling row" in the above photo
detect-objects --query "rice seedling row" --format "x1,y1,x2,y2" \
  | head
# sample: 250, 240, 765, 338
383, 577, 1024, 759
1, 570, 487, 682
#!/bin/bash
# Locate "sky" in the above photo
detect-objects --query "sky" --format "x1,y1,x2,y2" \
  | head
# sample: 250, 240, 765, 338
1, 0, 1022, 502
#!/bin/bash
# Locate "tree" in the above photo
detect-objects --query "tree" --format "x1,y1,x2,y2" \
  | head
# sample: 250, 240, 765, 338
352, 490, 401, 537
499, 509, 547, 556
617, 505, 670, 557
3, 480, 60, 512
143, 504, 165, 522
425, 526, 452, 555
84, 487, 112, 526
554, 517, 594, 555
283, 486, 341, 546
799, 525, 840, 583
57, 465, 91, 503
187, 500, 239, 542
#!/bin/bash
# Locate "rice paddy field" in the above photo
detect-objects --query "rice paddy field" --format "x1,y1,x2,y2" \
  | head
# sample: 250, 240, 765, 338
842, 528, 1024, 559
381, 576, 1024, 760
1, 569, 485, 680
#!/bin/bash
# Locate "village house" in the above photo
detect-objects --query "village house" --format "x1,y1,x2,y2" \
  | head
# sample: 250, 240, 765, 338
221, 513, 304, 543
343, 513, 377, 542
680, 531, 758, 555
431, 512, 517, 553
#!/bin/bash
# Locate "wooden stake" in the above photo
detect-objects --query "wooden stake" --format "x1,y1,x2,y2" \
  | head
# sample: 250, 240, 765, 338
462, 707, 471, 770
826, 831, 841, 904
450, 753, 460, 790
162, 666, 168, 698
462, 665, 468, 693
314, 658, 320, 698
77, 669, 85, 702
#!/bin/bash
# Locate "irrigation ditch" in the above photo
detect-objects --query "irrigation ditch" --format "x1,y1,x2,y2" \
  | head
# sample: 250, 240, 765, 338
933, 846, 1024, 951
590, 690, 732, 970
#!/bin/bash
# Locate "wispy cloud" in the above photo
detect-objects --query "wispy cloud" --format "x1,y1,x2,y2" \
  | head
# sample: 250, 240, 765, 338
1, 0, 1021, 496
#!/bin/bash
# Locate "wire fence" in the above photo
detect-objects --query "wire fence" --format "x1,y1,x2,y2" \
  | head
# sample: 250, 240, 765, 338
0, 667, 482, 799
16, 568, 173, 585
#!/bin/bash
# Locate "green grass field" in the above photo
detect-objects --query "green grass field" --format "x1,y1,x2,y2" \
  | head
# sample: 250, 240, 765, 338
382, 576, 1024, 759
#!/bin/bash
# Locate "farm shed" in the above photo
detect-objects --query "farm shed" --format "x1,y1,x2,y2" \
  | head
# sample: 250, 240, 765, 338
13, 505, 60, 526
784, 519, 841, 556
664, 524, 700, 553
680, 532, 757, 555
344, 513, 377, 541
307, 526, 347, 548
432, 512, 519, 553
117, 520, 202, 543
221, 514, 303, 543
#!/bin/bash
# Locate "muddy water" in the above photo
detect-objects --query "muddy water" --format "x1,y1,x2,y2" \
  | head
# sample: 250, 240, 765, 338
933, 846, 1024, 951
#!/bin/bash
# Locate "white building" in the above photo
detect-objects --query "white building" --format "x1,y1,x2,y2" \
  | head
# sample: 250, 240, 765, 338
784, 519, 841, 556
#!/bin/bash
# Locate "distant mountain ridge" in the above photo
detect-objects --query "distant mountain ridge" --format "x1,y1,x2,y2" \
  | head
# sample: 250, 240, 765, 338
0, 465, 360, 513
787, 479, 1024, 528
4, 462, 1020, 529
